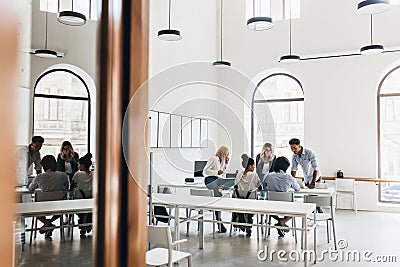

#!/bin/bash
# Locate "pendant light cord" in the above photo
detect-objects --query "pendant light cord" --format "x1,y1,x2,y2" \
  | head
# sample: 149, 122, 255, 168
220, 0, 223, 61
45, 0, 49, 49
289, 0, 292, 54
89, 0, 92, 20
253, 0, 255, 17
168, 0, 171, 29
370, 14, 373, 45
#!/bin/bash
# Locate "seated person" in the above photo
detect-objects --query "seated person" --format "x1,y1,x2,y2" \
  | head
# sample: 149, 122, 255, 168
233, 154, 261, 236
29, 155, 69, 239
203, 145, 231, 233
72, 153, 93, 237
262, 156, 300, 238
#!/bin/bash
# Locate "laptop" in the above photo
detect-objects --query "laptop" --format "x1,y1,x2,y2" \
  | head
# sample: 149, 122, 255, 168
194, 161, 207, 177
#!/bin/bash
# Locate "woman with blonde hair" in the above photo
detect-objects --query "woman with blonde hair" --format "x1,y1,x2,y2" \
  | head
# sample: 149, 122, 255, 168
57, 140, 79, 187
202, 145, 234, 233
256, 143, 276, 180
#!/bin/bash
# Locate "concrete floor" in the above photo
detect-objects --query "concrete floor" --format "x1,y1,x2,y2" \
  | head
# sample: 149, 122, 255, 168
19, 210, 400, 267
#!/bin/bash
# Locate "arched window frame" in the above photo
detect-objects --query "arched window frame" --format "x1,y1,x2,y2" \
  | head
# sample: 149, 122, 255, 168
251, 73, 304, 157
377, 65, 400, 203
33, 68, 91, 152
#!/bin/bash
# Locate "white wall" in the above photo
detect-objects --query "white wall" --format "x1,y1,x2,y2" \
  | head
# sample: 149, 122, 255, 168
149, 0, 221, 187
220, 0, 400, 211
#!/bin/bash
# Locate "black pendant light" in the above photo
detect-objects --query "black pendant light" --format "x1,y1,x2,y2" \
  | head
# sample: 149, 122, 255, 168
279, 0, 300, 63
35, 0, 58, 59
360, 15, 384, 55
357, 0, 390, 15
247, 0, 274, 31
158, 0, 182, 41
213, 0, 231, 68
57, 0, 87, 26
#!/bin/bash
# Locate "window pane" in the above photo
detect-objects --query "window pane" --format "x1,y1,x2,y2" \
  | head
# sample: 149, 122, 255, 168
254, 101, 304, 162
149, 111, 159, 148
35, 71, 88, 98
181, 117, 191, 148
171, 115, 181, 148
34, 98, 88, 158
380, 68, 400, 94
40, 0, 97, 20
245, 0, 300, 23
254, 75, 303, 100
379, 67, 400, 203
253, 74, 304, 176
158, 112, 171, 147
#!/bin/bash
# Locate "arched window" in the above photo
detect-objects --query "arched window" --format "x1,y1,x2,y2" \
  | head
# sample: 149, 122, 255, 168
251, 73, 304, 163
33, 69, 91, 158
378, 66, 400, 203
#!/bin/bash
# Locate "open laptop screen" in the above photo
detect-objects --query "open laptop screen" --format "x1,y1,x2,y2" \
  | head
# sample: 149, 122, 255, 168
194, 161, 207, 177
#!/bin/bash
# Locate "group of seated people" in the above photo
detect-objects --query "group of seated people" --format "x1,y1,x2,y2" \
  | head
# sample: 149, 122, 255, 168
202, 138, 321, 238
21, 136, 93, 240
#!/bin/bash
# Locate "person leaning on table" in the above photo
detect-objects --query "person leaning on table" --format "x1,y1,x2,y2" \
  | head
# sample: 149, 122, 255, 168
16, 136, 45, 177
203, 145, 230, 233
289, 138, 322, 189
29, 155, 69, 240
261, 156, 300, 238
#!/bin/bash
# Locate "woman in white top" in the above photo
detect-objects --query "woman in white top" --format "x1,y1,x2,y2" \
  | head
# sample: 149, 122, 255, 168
202, 145, 230, 233
235, 154, 261, 192
233, 154, 261, 236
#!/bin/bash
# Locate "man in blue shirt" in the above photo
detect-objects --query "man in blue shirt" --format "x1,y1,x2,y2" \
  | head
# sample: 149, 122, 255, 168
289, 138, 321, 189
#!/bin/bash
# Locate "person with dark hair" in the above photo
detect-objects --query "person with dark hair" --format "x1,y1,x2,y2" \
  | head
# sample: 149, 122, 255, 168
29, 155, 69, 240
262, 156, 300, 238
289, 138, 321, 189
73, 153, 93, 192
57, 141, 79, 187
235, 154, 261, 192
73, 153, 93, 237
16, 136, 45, 178
256, 143, 277, 180
233, 154, 261, 236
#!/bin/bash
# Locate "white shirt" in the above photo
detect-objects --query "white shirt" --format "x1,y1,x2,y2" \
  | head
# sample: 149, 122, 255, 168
261, 163, 270, 175
64, 162, 73, 175
235, 171, 260, 192
73, 171, 93, 191
202, 156, 228, 177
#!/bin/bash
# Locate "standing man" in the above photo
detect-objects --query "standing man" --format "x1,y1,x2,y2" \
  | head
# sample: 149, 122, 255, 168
16, 136, 45, 184
289, 138, 321, 189
26, 136, 45, 174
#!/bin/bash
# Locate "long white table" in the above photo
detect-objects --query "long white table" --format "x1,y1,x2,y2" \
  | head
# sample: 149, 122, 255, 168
16, 199, 94, 247
17, 199, 94, 216
158, 183, 334, 196
152, 193, 317, 267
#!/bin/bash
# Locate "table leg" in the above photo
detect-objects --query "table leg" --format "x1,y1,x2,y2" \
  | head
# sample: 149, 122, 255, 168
174, 207, 180, 249
20, 215, 25, 249
303, 215, 308, 267
314, 211, 317, 264
199, 210, 204, 249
